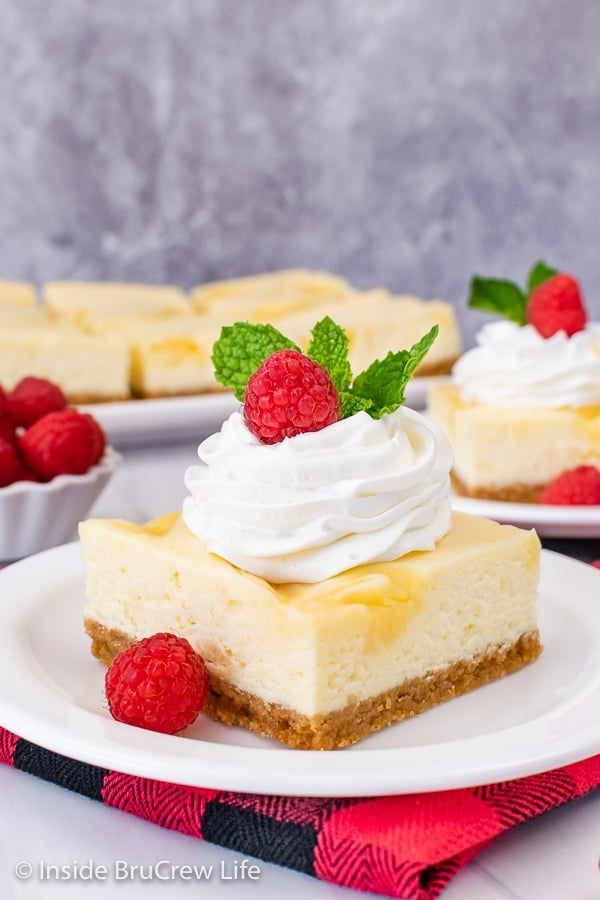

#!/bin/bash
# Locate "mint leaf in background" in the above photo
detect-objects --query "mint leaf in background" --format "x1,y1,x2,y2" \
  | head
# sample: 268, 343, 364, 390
212, 322, 299, 400
307, 316, 352, 393
526, 260, 559, 294
468, 276, 528, 325
349, 325, 439, 418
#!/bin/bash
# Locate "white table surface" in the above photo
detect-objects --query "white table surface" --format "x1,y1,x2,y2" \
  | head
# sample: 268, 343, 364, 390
1, 437, 599, 900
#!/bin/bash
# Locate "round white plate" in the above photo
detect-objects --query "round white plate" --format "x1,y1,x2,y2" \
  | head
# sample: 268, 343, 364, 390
451, 495, 600, 539
0, 545, 598, 797
79, 378, 440, 448
79, 393, 241, 449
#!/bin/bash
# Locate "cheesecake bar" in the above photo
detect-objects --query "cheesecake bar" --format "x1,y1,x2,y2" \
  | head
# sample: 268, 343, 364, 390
428, 382, 600, 502
45, 281, 191, 324
80, 511, 542, 750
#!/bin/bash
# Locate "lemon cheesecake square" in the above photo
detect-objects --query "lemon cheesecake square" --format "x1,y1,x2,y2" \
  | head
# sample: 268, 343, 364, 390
189, 269, 354, 321
0, 280, 38, 308
0, 323, 130, 402
429, 382, 600, 502
44, 281, 191, 324
80, 511, 541, 750
278, 290, 462, 378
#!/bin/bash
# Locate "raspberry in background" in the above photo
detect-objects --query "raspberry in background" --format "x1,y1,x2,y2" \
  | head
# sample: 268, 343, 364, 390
79, 412, 107, 464
0, 385, 6, 417
244, 348, 340, 444
105, 633, 209, 735
539, 465, 600, 505
0, 438, 26, 487
19, 408, 99, 480
0, 437, 38, 486
0, 412, 16, 446
526, 274, 587, 338
7, 376, 67, 428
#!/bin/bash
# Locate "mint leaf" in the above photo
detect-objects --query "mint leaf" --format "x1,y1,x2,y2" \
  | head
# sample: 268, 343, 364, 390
468, 276, 527, 325
349, 325, 438, 419
526, 260, 559, 294
339, 391, 373, 419
307, 316, 352, 393
212, 322, 299, 400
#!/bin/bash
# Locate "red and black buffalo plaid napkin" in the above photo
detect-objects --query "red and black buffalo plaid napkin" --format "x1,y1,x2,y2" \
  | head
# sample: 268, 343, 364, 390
1, 726, 598, 899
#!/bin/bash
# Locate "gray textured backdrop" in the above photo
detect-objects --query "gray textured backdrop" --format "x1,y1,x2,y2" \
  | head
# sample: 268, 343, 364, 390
1, 0, 599, 344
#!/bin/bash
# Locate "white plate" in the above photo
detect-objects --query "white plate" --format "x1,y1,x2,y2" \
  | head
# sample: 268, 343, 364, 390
79, 378, 439, 448
451, 495, 600, 539
79, 393, 241, 448
0, 545, 598, 797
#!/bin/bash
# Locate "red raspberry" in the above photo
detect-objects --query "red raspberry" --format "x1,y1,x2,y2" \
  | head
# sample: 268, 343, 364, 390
0, 385, 6, 417
526, 274, 587, 338
0, 437, 27, 487
19, 408, 98, 480
7, 376, 67, 428
592, 560, 600, 569
105, 633, 209, 735
244, 349, 340, 444
0, 412, 17, 446
539, 466, 600, 505
79, 412, 107, 464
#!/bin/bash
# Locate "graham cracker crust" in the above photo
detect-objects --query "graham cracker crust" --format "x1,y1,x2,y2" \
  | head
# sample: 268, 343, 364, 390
451, 472, 546, 504
85, 618, 542, 750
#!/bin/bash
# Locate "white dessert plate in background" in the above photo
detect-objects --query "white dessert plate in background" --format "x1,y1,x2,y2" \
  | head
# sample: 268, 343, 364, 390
0, 546, 598, 797
451, 495, 600, 539
79, 393, 240, 448
78, 377, 441, 448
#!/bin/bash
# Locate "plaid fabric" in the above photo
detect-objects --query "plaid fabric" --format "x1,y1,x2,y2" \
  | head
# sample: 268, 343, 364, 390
1, 727, 598, 899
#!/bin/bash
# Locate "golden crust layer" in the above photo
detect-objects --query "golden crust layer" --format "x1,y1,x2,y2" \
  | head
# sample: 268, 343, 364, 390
85, 618, 542, 750
451, 472, 545, 503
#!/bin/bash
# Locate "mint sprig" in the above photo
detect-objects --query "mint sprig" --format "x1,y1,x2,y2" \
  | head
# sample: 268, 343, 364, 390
212, 317, 439, 420
212, 322, 299, 401
468, 260, 560, 325
307, 315, 352, 394
526, 260, 558, 294
350, 325, 438, 418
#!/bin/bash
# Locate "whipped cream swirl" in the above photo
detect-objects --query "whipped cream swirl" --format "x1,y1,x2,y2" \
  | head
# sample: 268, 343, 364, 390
452, 321, 600, 407
183, 408, 453, 583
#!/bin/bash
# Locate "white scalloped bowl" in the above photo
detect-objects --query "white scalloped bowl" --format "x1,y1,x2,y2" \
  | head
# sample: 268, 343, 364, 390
0, 447, 121, 562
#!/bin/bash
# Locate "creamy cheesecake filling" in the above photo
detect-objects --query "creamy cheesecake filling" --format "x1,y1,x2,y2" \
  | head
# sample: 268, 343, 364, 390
80, 513, 540, 720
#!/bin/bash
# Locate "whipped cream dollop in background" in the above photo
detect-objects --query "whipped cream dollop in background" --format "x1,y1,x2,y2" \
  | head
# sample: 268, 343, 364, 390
452, 320, 600, 407
183, 407, 453, 583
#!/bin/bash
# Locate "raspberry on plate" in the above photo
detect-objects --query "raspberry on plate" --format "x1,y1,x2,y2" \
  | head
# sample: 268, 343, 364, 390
7, 376, 67, 428
19, 408, 100, 480
526, 273, 587, 338
539, 465, 600, 505
105, 633, 209, 734
243, 348, 340, 444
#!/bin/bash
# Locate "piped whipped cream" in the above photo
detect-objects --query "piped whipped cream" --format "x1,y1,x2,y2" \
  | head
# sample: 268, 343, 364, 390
452, 321, 600, 407
183, 408, 453, 583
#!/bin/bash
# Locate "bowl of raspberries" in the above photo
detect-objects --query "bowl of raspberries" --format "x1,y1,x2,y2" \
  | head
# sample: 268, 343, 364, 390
0, 376, 120, 562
